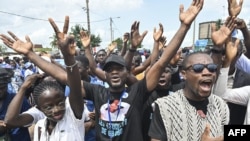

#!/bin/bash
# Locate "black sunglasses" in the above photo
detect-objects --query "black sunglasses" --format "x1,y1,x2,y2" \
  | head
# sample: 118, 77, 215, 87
184, 63, 218, 73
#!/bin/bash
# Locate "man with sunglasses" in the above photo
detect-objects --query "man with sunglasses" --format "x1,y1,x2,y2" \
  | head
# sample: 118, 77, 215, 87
149, 52, 229, 141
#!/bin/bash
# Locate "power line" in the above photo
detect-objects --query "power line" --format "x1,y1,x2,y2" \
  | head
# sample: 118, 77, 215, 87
0, 10, 110, 24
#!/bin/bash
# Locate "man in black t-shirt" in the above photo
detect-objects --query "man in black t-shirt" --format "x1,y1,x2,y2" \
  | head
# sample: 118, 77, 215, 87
79, 0, 203, 139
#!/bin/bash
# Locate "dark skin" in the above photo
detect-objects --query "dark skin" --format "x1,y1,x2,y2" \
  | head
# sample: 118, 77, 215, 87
2, 16, 83, 128
80, 31, 138, 86
119, 32, 129, 57
48, 16, 83, 119
227, 0, 243, 17
95, 50, 107, 65
235, 18, 250, 58
38, 89, 66, 134
123, 21, 148, 71
82, 0, 203, 100
181, 54, 217, 101
211, 16, 237, 46
0, 31, 90, 100
4, 74, 43, 127
150, 0, 223, 141
0, 83, 9, 134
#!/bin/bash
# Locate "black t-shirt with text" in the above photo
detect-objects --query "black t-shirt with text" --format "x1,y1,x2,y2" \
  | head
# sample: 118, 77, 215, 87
84, 79, 148, 141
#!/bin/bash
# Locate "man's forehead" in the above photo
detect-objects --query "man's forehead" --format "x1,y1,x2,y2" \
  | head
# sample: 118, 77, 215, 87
187, 53, 212, 63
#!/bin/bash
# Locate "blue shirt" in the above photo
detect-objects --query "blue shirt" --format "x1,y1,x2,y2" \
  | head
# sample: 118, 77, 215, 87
0, 93, 31, 141
236, 54, 250, 73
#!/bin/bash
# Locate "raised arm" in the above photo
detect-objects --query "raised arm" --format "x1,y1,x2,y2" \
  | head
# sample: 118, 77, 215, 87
228, 0, 243, 17
106, 42, 117, 57
124, 21, 148, 70
4, 74, 43, 127
213, 38, 239, 97
146, 0, 204, 92
119, 32, 129, 56
0, 32, 68, 85
150, 24, 164, 66
235, 18, 250, 58
211, 16, 237, 46
80, 30, 106, 81
49, 16, 83, 119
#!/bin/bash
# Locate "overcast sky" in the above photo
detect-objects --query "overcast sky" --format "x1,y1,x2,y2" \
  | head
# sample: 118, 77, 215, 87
1, 0, 250, 51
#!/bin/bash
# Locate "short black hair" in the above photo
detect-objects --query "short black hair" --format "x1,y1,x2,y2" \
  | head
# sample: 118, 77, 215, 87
181, 51, 208, 69
75, 55, 89, 67
96, 49, 107, 55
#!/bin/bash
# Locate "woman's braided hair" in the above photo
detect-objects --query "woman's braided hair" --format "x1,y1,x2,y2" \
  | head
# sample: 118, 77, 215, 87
33, 81, 64, 105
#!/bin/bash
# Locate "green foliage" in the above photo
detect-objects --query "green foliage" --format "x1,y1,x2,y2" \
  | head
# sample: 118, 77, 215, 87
90, 34, 101, 47
70, 24, 82, 49
113, 38, 123, 51
34, 48, 52, 52
216, 19, 222, 30
49, 24, 102, 49
49, 34, 57, 48
112, 37, 143, 51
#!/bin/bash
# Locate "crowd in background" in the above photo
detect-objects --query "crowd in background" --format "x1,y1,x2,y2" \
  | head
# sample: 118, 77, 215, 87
0, 0, 249, 141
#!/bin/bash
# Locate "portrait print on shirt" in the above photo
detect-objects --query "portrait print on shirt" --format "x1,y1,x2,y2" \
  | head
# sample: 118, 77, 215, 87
99, 92, 130, 138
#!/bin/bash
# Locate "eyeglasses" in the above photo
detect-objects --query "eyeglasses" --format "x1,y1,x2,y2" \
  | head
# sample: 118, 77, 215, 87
184, 63, 218, 73
41, 101, 66, 116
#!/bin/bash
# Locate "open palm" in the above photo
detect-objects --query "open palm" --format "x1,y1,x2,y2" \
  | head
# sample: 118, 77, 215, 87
179, 0, 204, 26
0, 31, 33, 55
228, 0, 243, 17
80, 30, 91, 48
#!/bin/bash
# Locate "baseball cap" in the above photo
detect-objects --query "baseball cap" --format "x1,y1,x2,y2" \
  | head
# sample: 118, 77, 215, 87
0, 67, 13, 84
103, 54, 126, 71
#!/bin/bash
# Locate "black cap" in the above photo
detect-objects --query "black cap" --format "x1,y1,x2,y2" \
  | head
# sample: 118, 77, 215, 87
103, 54, 126, 71
0, 67, 13, 84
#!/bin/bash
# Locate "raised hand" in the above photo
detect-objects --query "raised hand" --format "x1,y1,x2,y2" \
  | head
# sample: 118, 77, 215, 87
0, 31, 33, 55
123, 32, 129, 43
130, 21, 148, 49
201, 124, 223, 141
225, 37, 240, 62
235, 18, 247, 30
22, 74, 44, 88
170, 48, 182, 66
108, 42, 117, 52
179, 0, 204, 26
80, 30, 91, 48
153, 23, 164, 42
228, 0, 243, 17
49, 16, 76, 57
211, 16, 237, 46
159, 36, 167, 50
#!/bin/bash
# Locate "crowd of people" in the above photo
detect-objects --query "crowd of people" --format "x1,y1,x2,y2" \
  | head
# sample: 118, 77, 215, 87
0, 0, 249, 141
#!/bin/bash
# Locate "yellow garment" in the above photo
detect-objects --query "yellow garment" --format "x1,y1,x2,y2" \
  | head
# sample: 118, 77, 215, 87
136, 72, 145, 80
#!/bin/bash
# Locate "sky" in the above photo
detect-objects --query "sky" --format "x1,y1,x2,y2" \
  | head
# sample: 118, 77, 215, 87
1, 0, 250, 52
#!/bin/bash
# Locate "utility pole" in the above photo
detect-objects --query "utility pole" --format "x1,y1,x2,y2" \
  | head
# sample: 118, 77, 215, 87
192, 19, 196, 50
86, 0, 90, 34
110, 17, 113, 42
110, 17, 120, 43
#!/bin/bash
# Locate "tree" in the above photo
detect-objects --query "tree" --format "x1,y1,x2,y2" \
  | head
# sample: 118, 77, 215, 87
90, 34, 101, 48
113, 38, 123, 51
216, 19, 222, 30
0, 44, 7, 55
49, 24, 102, 49
113, 37, 143, 51
49, 34, 57, 48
